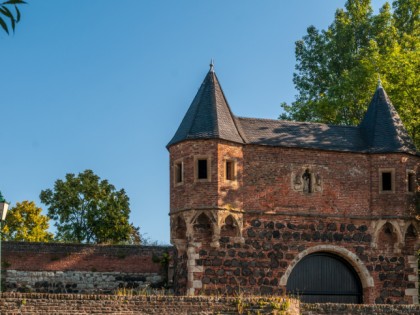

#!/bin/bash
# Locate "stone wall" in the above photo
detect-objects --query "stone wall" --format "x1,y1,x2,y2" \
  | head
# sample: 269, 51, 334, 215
301, 303, 420, 314
168, 139, 419, 302
2, 242, 173, 294
0, 293, 300, 315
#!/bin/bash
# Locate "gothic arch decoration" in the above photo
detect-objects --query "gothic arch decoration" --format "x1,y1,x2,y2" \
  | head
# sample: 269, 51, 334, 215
403, 223, 419, 253
372, 220, 403, 252
220, 214, 240, 238
292, 167, 322, 193
191, 212, 214, 243
172, 215, 187, 240
280, 245, 374, 290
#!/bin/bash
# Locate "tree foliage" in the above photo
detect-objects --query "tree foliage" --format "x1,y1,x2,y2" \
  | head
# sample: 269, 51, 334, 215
281, 0, 419, 148
1, 201, 53, 242
40, 169, 140, 244
0, 0, 25, 34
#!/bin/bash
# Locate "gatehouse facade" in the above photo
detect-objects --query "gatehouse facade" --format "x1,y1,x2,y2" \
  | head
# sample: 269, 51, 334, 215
167, 65, 419, 304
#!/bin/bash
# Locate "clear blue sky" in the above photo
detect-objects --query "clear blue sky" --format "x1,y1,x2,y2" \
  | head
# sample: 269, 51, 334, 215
1, 0, 385, 244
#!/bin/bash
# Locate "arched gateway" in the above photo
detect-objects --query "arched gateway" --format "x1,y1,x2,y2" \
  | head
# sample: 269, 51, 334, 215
286, 252, 363, 303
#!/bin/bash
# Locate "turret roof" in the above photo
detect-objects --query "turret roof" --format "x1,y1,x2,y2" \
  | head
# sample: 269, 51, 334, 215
358, 85, 417, 154
168, 67, 418, 156
167, 66, 244, 147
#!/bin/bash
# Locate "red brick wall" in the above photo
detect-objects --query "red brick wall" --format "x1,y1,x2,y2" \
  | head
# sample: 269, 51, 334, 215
169, 139, 419, 303
2, 242, 172, 273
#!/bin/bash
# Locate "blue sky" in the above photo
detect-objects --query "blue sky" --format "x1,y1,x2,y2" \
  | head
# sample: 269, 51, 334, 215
1, 0, 385, 244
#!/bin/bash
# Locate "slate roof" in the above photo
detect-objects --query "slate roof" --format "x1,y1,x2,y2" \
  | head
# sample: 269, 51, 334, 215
359, 85, 417, 155
168, 67, 418, 156
236, 118, 367, 152
167, 66, 244, 147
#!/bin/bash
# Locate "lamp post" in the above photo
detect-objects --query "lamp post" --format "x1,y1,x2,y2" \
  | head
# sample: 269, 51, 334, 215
0, 191, 9, 294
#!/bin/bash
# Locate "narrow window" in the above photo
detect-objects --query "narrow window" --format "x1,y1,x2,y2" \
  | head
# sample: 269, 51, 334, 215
197, 159, 208, 180
225, 160, 235, 181
382, 172, 392, 191
407, 172, 415, 192
175, 161, 183, 184
302, 169, 312, 193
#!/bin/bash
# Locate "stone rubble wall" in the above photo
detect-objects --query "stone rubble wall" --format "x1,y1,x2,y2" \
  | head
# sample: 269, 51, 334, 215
301, 303, 420, 314
0, 293, 300, 315
5, 270, 162, 294
1, 242, 173, 294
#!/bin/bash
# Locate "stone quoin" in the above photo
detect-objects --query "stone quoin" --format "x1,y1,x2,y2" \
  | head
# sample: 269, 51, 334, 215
167, 64, 420, 304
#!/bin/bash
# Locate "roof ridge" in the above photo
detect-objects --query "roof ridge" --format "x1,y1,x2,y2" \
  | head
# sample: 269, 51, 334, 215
237, 116, 360, 129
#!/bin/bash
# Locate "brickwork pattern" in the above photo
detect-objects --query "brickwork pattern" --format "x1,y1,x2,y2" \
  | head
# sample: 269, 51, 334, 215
1, 242, 172, 294
169, 139, 419, 304
0, 293, 300, 315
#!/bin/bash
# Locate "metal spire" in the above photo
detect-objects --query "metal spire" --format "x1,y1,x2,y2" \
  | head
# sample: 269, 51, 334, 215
209, 59, 214, 72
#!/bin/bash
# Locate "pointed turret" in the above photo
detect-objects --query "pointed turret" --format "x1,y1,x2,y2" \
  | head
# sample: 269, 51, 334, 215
167, 64, 244, 147
359, 85, 417, 154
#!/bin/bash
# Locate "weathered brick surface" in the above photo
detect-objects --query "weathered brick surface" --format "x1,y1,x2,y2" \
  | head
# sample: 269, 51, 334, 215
301, 303, 420, 314
2, 242, 173, 294
0, 293, 300, 315
2, 242, 171, 273
169, 139, 419, 304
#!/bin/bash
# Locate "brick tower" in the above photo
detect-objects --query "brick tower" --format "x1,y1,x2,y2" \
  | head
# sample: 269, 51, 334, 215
167, 64, 419, 304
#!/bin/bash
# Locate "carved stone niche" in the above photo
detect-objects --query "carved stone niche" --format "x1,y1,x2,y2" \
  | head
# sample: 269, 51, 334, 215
292, 169, 322, 193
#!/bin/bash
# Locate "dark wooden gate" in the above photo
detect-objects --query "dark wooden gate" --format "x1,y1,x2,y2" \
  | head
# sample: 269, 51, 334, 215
286, 252, 363, 303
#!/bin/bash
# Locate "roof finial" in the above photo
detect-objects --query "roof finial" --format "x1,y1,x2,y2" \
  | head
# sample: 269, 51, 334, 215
209, 59, 214, 72
377, 74, 382, 88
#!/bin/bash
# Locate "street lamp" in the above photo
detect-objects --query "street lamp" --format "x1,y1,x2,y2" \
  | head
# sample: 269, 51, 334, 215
0, 191, 9, 293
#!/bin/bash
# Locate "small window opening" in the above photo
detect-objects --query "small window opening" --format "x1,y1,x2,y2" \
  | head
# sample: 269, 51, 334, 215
407, 173, 415, 192
382, 172, 392, 191
175, 162, 183, 184
302, 169, 312, 193
197, 159, 208, 179
226, 160, 235, 181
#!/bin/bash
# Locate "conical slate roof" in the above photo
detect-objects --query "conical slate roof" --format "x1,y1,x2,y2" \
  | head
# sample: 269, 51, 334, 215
359, 84, 417, 154
167, 65, 244, 147
168, 67, 417, 156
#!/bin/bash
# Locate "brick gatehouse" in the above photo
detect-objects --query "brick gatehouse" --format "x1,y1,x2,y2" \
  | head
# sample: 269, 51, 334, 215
167, 64, 419, 304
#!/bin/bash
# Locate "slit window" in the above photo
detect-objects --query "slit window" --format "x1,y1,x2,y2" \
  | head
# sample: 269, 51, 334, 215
174, 161, 183, 184
407, 172, 415, 193
197, 159, 208, 180
225, 160, 235, 181
379, 169, 395, 192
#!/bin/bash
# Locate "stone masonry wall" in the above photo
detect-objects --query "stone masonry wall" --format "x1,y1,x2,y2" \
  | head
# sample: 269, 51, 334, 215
169, 139, 419, 302
301, 303, 420, 315
2, 242, 173, 294
193, 215, 418, 304
0, 293, 300, 315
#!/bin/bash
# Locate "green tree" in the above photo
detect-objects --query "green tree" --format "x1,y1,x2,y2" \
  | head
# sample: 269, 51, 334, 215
281, 0, 419, 148
40, 169, 140, 244
0, 0, 25, 34
1, 201, 53, 242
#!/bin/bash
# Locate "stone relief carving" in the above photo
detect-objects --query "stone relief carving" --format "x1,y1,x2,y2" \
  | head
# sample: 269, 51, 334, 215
292, 169, 322, 193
